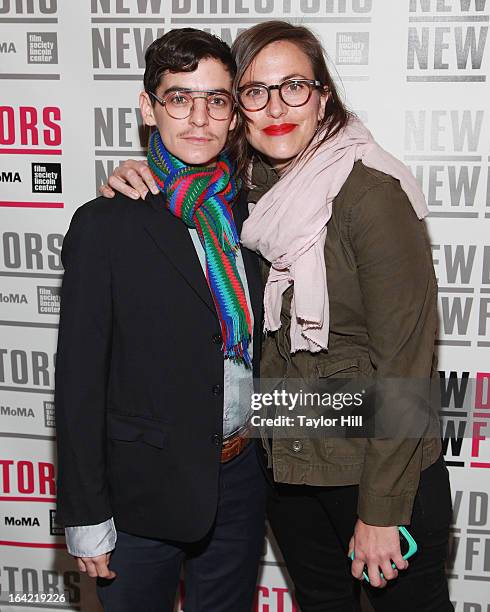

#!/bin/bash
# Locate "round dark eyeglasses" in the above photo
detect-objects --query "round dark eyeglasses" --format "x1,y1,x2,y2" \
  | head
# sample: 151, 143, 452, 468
237, 79, 323, 112
149, 90, 234, 121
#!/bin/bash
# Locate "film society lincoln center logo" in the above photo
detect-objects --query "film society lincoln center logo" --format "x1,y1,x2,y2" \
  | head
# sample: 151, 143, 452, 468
336, 32, 369, 65
27, 32, 58, 64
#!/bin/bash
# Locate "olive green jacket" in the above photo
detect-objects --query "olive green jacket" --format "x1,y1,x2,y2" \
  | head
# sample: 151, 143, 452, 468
254, 160, 442, 527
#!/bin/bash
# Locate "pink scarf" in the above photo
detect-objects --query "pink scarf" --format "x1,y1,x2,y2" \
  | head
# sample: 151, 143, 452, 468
240, 117, 429, 353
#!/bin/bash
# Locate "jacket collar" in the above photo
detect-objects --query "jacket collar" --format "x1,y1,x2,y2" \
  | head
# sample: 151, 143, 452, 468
144, 192, 215, 314
143, 191, 263, 327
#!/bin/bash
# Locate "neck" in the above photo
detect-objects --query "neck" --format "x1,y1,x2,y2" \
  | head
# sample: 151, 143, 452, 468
266, 156, 294, 176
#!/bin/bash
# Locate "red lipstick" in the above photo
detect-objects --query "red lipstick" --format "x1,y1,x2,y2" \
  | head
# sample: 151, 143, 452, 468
262, 123, 297, 136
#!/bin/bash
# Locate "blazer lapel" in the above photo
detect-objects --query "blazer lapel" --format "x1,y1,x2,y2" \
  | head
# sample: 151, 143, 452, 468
143, 192, 216, 315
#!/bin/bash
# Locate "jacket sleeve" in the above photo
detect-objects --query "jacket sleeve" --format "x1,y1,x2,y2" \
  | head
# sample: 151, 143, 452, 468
55, 203, 113, 527
348, 178, 438, 526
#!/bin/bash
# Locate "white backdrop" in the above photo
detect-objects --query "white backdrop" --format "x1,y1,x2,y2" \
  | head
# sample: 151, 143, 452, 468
1, 1, 489, 611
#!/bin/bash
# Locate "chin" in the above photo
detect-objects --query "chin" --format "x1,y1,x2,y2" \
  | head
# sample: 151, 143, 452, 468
175, 149, 217, 166
263, 145, 300, 163
189, 153, 218, 166
251, 138, 302, 164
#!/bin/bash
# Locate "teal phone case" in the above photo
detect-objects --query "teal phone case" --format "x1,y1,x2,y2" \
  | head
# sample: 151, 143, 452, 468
348, 526, 417, 583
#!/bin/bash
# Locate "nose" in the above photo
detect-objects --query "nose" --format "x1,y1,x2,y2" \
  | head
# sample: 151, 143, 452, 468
266, 87, 287, 119
189, 97, 209, 127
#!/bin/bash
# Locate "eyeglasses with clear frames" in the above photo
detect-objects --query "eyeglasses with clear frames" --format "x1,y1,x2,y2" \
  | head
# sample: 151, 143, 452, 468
149, 90, 235, 121
237, 79, 324, 112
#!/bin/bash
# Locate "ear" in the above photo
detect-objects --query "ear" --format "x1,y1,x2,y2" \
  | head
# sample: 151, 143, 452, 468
140, 91, 157, 127
318, 87, 329, 122
228, 108, 238, 132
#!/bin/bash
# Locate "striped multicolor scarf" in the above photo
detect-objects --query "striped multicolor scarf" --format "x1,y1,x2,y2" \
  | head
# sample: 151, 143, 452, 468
148, 130, 252, 365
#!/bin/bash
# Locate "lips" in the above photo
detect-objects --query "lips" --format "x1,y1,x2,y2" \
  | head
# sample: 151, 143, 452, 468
183, 136, 211, 143
262, 123, 298, 136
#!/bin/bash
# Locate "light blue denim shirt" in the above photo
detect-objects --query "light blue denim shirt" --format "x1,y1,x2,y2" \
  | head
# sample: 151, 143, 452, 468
65, 230, 254, 557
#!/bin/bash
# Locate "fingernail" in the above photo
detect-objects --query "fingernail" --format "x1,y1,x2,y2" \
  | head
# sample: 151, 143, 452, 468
151, 186, 159, 194
131, 192, 140, 200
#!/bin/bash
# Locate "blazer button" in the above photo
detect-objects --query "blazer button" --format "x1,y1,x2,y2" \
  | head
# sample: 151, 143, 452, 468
212, 333, 222, 345
292, 440, 303, 453
212, 384, 223, 396
212, 433, 222, 446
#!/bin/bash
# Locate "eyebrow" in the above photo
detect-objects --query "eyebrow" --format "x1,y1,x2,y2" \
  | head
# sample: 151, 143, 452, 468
239, 74, 310, 87
161, 86, 232, 95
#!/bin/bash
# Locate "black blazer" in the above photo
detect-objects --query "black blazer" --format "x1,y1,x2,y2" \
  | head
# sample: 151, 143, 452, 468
55, 190, 263, 542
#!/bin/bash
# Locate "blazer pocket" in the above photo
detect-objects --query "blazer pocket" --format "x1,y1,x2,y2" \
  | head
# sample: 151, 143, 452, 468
106, 412, 166, 449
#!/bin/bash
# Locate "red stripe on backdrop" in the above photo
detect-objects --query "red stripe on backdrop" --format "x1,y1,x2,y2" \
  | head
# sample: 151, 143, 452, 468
0, 496, 57, 502
0, 148, 62, 155
0, 541, 67, 549
0, 201, 64, 208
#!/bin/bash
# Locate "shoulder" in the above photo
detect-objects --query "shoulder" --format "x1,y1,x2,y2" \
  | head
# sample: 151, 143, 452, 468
69, 192, 156, 235
71, 192, 145, 224
336, 161, 422, 231
335, 160, 403, 210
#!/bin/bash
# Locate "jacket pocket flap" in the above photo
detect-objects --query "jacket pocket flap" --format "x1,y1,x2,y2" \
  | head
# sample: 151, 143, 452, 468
106, 413, 166, 448
316, 358, 359, 378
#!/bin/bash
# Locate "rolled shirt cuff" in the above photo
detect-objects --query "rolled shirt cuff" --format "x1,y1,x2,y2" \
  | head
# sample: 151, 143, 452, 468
65, 517, 117, 557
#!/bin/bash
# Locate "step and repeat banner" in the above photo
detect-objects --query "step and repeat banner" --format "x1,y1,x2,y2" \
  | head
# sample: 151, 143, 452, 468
1, 1, 489, 611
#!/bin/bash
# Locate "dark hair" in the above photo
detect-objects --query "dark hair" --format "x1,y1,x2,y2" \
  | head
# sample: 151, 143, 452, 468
144, 28, 236, 98
228, 21, 352, 181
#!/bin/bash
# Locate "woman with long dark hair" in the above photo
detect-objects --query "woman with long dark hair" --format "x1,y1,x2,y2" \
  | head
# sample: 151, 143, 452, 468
101, 21, 453, 611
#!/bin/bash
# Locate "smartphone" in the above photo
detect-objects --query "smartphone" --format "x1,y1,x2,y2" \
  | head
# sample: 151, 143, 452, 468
348, 526, 417, 584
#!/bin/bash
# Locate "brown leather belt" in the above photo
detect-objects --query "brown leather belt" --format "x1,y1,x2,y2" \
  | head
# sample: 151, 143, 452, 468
220, 431, 250, 463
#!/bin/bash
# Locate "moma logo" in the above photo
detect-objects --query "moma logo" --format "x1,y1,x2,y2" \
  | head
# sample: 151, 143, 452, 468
0, 405, 35, 417
0, 171, 21, 183
94, 106, 148, 189
0, 42, 16, 53
407, 0, 489, 82
0, 292, 27, 304
432, 244, 490, 346
404, 110, 488, 218
4, 515, 40, 527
